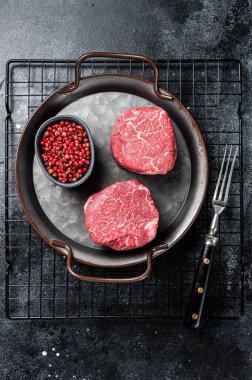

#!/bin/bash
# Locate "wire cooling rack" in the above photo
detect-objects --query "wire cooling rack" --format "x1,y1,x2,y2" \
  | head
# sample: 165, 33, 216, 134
5, 58, 244, 319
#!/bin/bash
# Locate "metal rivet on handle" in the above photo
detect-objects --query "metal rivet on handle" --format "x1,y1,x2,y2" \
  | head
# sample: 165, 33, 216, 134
204, 258, 210, 265
192, 313, 198, 320
198, 287, 204, 294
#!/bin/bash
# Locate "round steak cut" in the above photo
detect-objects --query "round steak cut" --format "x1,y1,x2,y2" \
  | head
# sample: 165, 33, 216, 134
110, 106, 177, 175
84, 179, 159, 250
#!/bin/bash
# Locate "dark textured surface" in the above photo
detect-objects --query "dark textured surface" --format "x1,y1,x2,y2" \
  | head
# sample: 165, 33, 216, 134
0, 1, 251, 379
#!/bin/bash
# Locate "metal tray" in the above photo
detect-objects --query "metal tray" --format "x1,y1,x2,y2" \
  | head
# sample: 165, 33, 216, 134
15, 53, 208, 282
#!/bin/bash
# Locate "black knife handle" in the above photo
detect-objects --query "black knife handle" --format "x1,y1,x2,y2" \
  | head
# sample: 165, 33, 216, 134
185, 243, 216, 328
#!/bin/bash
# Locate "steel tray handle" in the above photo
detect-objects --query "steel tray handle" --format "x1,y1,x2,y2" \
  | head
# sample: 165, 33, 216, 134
58, 52, 173, 101
51, 240, 168, 283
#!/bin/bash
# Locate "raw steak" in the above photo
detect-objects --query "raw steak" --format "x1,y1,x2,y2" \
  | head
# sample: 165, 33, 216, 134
110, 106, 177, 175
84, 179, 159, 250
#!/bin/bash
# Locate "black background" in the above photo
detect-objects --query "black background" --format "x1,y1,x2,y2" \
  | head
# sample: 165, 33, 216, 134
0, 1, 251, 379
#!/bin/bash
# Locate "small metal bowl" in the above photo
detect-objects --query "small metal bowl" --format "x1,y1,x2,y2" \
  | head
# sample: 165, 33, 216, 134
35, 115, 95, 188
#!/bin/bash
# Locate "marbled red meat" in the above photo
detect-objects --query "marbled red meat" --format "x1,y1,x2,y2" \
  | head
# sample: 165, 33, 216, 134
110, 106, 177, 175
84, 180, 159, 250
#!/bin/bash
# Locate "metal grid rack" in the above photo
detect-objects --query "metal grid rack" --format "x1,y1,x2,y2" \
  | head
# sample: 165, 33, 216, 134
5, 58, 244, 319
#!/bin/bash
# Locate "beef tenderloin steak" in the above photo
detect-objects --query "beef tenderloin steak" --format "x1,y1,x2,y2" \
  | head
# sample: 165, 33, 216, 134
110, 106, 177, 175
84, 179, 159, 250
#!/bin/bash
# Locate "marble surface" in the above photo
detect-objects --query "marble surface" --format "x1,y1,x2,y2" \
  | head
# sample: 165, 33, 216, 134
0, 1, 251, 379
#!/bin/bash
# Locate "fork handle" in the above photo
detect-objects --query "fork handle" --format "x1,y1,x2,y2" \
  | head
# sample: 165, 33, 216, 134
185, 240, 217, 328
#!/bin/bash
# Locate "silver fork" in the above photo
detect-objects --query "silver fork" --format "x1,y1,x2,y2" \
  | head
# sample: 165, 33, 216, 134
185, 145, 238, 328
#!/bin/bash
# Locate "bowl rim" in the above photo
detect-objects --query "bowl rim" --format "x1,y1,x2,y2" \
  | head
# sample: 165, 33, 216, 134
34, 115, 95, 188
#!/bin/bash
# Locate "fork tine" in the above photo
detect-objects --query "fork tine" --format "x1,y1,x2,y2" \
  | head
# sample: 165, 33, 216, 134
218, 145, 232, 201
213, 144, 227, 201
224, 146, 238, 203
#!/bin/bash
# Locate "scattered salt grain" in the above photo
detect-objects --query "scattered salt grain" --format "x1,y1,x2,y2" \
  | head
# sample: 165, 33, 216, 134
56, 353, 60, 357
42, 351, 47, 356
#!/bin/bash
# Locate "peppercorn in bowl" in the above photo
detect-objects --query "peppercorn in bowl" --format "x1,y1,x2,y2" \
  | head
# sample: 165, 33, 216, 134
35, 115, 95, 188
